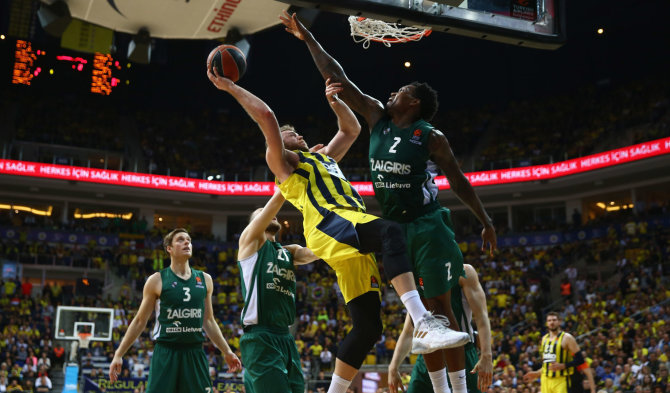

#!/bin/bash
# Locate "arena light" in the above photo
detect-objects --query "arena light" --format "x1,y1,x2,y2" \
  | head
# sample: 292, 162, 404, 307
73, 209, 133, 220
596, 202, 606, 209
606, 206, 621, 212
0, 204, 53, 216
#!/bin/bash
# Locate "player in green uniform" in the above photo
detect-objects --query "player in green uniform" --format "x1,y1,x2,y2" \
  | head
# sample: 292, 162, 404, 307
109, 228, 241, 393
388, 264, 493, 393
208, 65, 470, 393
281, 12, 497, 393
237, 190, 319, 393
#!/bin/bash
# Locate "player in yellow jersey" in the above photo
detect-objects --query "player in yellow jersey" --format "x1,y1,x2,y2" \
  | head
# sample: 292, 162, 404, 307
280, 13, 497, 393
523, 312, 595, 393
208, 68, 469, 393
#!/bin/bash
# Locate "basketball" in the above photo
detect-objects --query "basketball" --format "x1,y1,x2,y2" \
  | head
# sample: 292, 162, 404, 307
207, 44, 247, 82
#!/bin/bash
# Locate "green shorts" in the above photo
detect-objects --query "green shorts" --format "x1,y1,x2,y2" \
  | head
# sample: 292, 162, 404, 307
408, 342, 481, 393
146, 342, 211, 393
401, 207, 464, 299
240, 326, 304, 393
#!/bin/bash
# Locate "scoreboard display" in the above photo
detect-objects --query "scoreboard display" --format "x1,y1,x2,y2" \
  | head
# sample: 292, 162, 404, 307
9, 38, 128, 96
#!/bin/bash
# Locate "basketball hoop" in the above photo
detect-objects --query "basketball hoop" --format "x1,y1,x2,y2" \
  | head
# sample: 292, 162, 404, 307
348, 16, 432, 49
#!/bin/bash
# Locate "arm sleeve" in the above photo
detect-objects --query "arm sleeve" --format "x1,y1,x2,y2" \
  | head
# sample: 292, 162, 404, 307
565, 351, 586, 369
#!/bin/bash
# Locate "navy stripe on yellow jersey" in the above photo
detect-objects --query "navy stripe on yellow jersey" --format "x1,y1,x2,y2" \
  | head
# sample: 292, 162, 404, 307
541, 331, 574, 378
296, 151, 366, 215
315, 211, 360, 249
311, 154, 364, 208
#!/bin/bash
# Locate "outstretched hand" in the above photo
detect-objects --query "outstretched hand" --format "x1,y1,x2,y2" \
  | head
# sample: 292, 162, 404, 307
207, 66, 235, 92
325, 78, 343, 104
481, 226, 497, 256
279, 11, 309, 41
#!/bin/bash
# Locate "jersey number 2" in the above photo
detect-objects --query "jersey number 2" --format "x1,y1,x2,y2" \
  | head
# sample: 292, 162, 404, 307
182, 287, 191, 302
389, 137, 401, 153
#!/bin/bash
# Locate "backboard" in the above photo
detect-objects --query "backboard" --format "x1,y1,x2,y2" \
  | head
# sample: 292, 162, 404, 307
55, 306, 114, 342
278, 0, 565, 49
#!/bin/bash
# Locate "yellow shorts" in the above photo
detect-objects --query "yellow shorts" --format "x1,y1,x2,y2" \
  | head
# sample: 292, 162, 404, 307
541, 375, 569, 393
326, 254, 381, 304
304, 208, 381, 304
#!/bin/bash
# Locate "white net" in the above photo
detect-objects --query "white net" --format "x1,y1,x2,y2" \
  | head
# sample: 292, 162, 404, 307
348, 16, 432, 49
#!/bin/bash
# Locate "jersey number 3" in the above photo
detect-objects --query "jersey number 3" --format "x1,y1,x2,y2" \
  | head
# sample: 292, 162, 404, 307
182, 287, 191, 302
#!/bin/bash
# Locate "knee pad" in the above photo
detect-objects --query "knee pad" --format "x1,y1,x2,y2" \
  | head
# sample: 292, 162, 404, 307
337, 313, 383, 368
381, 221, 412, 279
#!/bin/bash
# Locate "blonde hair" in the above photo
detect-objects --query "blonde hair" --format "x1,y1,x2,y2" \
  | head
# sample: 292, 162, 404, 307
279, 124, 296, 133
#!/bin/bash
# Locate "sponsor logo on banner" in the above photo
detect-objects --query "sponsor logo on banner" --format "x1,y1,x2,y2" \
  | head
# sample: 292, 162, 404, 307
0, 137, 667, 197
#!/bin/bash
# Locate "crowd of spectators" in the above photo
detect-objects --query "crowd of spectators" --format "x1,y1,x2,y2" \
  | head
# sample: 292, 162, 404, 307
474, 72, 669, 171
9, 92, 125, 154
1, 208, 668, 392
2, 71, 667, 182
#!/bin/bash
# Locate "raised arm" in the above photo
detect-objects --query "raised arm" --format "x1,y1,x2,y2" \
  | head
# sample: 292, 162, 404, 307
315, 79, 362, 162
428, 130, 497, 255
283, 244, 319, 265
207, 68, 296, 182
280, 11, 385, 129
238, 190, 286, 261
461, 264, 493, 391
109, 273, 161, 382
388, 313, 413, 392
203, 273, 242, 372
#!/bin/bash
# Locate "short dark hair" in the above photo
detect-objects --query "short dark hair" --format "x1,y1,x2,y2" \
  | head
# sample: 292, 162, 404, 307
546, 311, 560, 319
410, 81, 439, 121
163, 228, 188, 251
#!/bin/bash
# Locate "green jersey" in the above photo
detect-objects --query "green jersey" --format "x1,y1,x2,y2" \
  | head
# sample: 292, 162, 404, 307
369, 116, 440, 222
152, 267, 206, 344
239, 240, 297, 329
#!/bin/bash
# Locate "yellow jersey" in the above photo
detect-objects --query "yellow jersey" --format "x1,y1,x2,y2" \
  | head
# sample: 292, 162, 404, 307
541, 331, 574, 378
278, 151, 381, 303
278, 151, 375, 263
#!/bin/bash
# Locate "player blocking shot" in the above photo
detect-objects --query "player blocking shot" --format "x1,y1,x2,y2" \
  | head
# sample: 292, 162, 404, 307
109, 229, 241, 393
280, 11, 497, 393
207, 62, 470, 393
